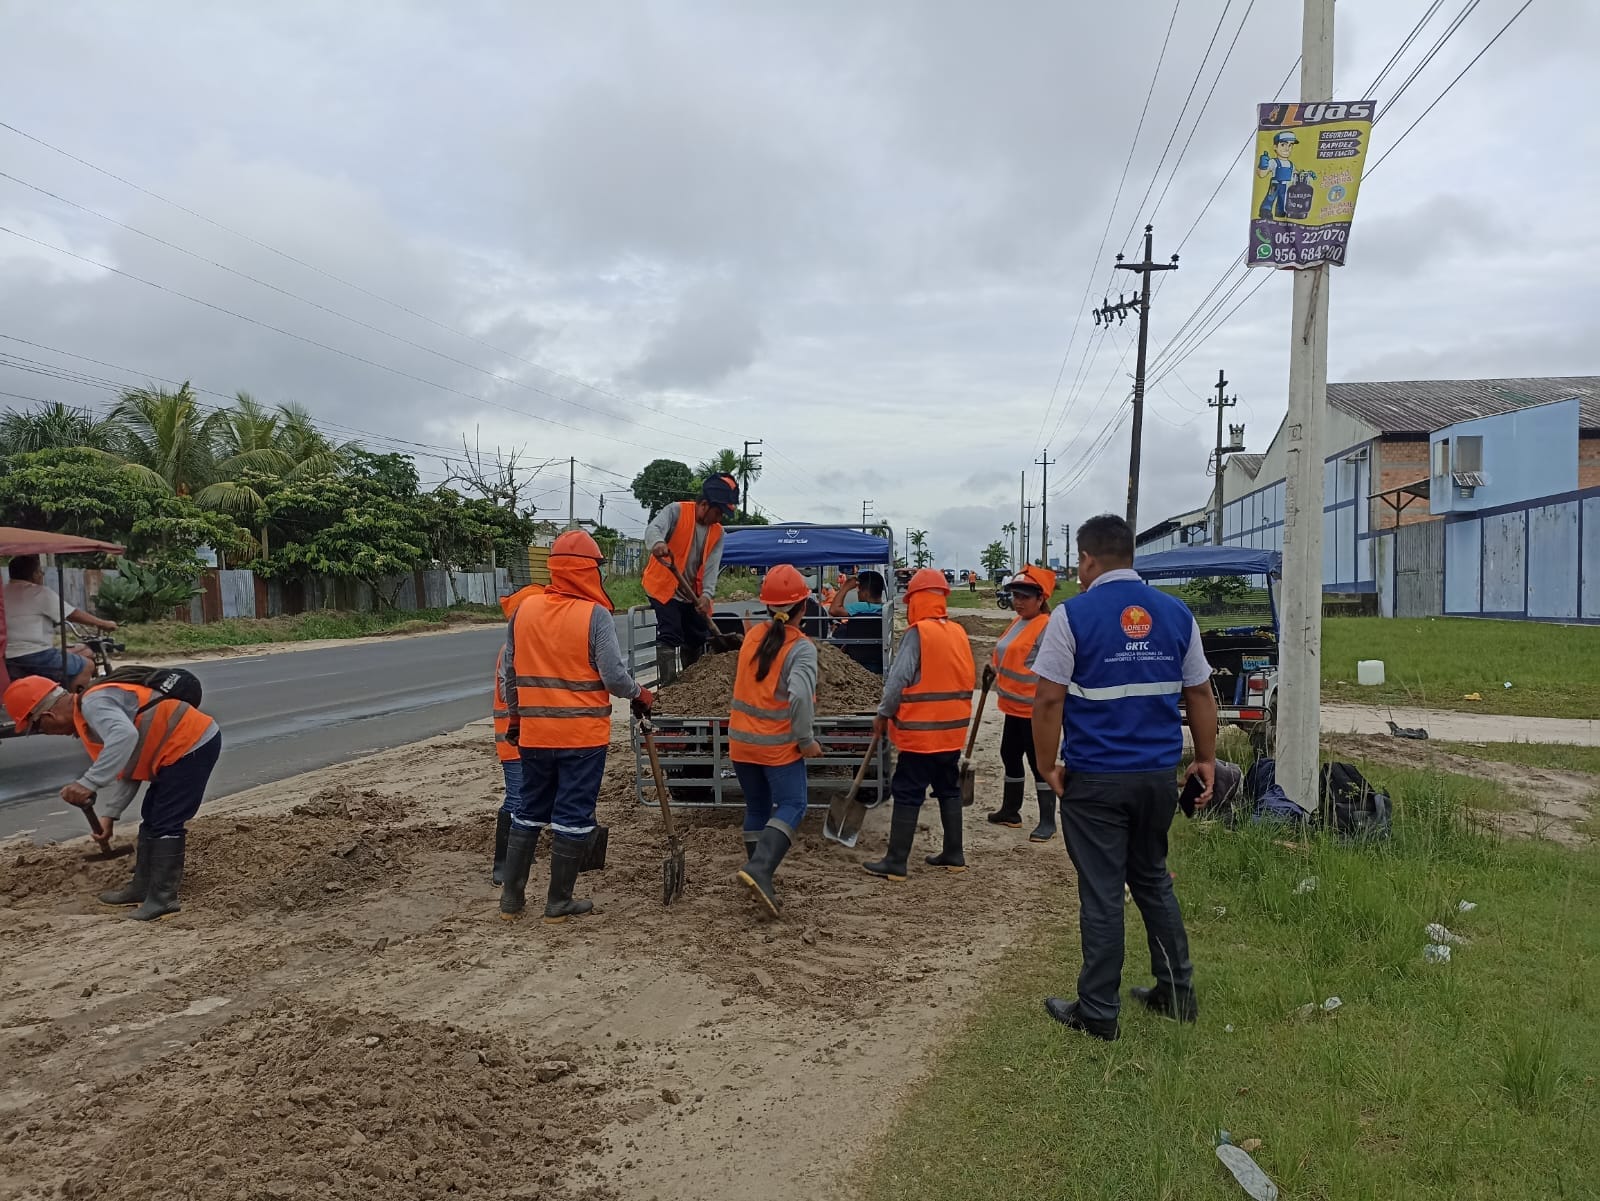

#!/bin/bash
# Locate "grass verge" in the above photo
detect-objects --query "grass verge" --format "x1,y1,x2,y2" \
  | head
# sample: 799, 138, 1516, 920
1321, 616, 1600, 719
1429, 740, 1600, 777
119, 605, 502, 654
865, 771, 1600, 1200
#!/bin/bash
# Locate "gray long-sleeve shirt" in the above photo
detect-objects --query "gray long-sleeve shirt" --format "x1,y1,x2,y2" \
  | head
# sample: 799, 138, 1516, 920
501, 602, 642, 724
644, 504, 724, 599
77, 689, 219, 820
778, 637, 818, 746
877, 626, 923, 718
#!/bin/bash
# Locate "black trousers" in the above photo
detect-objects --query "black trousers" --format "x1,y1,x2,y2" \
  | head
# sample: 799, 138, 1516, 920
998, 714, 1045, 782
651, 598, 705, 654
890, 749, 961, 809
1059, 770, 1193, 1023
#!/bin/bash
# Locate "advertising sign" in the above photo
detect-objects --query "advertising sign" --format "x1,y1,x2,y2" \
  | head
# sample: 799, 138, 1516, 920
1248, 100, 1374, 269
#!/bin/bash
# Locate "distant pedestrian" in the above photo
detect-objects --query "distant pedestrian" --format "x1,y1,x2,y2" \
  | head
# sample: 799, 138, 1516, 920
1031, 515, 1217, 1041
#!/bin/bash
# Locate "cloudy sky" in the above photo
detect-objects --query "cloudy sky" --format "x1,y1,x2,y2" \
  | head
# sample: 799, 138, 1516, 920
2, 0, 1593, 569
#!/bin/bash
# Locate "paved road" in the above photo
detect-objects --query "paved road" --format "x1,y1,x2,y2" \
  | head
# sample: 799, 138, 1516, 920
0, 625, 511, 844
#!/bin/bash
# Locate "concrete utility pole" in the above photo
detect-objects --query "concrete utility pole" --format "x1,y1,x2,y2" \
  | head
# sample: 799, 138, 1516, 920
1018, 471, 1027, 568
1277, 0, 1335, 812
1035, 452, 1055, 567
1022, 500, 1036, 567
1210, 369, 1238, 545
741, 439, 762, 518
1112, 224, 1179, 534
568, 456, 576, 530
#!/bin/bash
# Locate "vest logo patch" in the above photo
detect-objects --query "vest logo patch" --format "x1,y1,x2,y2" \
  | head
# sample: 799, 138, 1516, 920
1120, 605, 1153, 639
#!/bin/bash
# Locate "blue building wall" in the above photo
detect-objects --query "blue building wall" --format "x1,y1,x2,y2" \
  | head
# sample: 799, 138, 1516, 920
1441, 486, 1600, 623
1429, 398, 1580, 516
1221, 440, 1373, 593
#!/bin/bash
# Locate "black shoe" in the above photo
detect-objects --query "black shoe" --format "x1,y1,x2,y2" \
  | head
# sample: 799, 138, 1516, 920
544, 835, 595, 924
498, 825, 539, 920
128, 834, 185, 922
1130, 983, 1199, 1022
1043, 997, 1119, 1042
864, 805, 919, 881
491, 810, 512, 886
736, 826, 791, 918
923, 794, 966, 872
1028, 789, 1057, 843
986, 777, 1025, 827
99, 831, 153, 907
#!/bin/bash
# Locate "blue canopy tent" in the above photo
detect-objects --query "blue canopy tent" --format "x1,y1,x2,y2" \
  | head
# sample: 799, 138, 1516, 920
720, 524, 892, 568
1133, 545, 1281, 580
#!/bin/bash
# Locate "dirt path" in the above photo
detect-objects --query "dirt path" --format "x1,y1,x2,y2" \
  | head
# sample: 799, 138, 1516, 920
1321, 702, 1600, 746
0, 699, 1073, 1201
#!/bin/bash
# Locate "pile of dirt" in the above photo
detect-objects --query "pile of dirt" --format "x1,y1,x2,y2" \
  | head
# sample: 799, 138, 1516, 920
12, 1001, 618, 1201
654, 642, 882, 717
950, 613, 1013, 638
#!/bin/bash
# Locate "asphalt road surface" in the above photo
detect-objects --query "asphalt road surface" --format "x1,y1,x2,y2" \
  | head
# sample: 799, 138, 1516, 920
0, 625, 512, 844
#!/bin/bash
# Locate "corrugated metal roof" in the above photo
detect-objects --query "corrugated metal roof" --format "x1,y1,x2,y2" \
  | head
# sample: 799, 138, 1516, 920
1228, 453, 1265, 478
1328, 377, 1600, 434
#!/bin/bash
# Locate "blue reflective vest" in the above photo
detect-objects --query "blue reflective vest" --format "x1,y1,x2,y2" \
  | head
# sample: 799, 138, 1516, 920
1061, 579, 1195, 773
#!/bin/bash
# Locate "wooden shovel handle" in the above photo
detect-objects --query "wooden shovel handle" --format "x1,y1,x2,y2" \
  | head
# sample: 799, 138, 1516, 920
642, 726, 679, 840
962, 676, 992, 761
844, 732, 881, 804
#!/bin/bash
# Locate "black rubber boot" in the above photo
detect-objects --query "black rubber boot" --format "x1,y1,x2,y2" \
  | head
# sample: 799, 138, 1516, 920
128, 834, 184, 922
736, 826, 791, 918
498, 825, 539, 920
98, 831, 152, 907
987, 778, 1024, 828
924, 794, 966, 872
742, 832, 760, 860
544, 835, 595, 924
1029, 787, 1058, 843
491, 810, 512, 886
655, 644, 679, 687
1043, 997, 1120, 1042
864, 805, 919, 882
1130, 982, 1199, 1023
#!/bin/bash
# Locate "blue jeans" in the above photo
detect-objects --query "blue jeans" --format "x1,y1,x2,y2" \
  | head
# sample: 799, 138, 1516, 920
890, 749, 961, 811
141, 733, 222, 838
6, 646, 87, 684
513, 745, 607, 837
733, 758, 808, 837
499, 759, 522, 816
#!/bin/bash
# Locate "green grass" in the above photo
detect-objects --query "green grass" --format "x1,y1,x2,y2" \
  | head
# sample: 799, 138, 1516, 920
1430, 741, 1600, 777
1321, 616, 1600, 719
866, 771, 1600, 1201
119, 605, 502, 653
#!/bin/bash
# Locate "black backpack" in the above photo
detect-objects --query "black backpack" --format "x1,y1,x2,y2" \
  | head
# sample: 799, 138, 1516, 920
1319, 762, 1391, 840
96, 665, 204, 712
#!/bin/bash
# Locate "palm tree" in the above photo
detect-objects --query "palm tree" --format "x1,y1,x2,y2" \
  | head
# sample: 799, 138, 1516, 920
909, 528, 932, 568
695, 446, 763, 514
0, 401, 120, 455
109, 383, 219, 495
1001, 521, 1018, 570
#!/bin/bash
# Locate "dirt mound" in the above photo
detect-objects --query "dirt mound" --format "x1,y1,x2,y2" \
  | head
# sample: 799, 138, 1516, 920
11, 1002, 617, 1201
950, 613, 1012, 638
655, 642, 882, 717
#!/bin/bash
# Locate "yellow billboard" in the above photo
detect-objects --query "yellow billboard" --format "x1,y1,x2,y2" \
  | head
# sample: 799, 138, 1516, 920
1249, 100, 1374, 269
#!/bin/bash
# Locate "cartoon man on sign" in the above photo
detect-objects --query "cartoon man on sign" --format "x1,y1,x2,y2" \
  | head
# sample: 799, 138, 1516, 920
1257, 130, 1299, 220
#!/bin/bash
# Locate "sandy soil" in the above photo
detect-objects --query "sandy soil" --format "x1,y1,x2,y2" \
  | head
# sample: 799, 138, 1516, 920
0, 700, 1077, 1201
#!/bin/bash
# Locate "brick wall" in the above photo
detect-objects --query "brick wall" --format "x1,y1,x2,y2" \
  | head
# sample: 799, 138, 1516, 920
1372, 438, 1435, 530
1581, 433, 1600, 490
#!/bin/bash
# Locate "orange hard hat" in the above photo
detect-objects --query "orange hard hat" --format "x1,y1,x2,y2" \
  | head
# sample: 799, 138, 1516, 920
3, 675, 64, 733
906, 567, 950, 597
550, 529, 604, 560
759, 564, 810, 606
1014, 565, 1057, 596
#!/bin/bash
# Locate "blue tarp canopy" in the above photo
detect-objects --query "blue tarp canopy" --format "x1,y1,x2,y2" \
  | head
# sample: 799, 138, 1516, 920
721, 524, 891, 568
1134, 544, 1282, 580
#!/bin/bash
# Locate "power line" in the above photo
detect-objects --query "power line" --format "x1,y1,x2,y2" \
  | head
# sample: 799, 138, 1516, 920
1377, 0, 1486, 119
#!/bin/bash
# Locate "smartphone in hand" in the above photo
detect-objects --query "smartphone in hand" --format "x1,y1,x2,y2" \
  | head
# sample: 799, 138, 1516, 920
1178, 774, 1206, 819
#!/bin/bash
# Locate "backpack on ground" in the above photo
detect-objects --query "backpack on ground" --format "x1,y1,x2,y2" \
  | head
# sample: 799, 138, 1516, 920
96, 665, 204, 712
1319, 761, 1392, 840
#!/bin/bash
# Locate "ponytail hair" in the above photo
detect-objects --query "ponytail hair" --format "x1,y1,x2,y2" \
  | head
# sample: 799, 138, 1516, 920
754, 601, 806, 682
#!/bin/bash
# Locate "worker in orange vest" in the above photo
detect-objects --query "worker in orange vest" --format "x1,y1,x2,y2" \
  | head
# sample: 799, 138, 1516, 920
3, 673, 221, 921
865, 568, 976, 881
643, 474, 739, 685
491, 583, 544, 885
499, 530, 653, 924
729, 565, 823, 917
985, 564, 1059, 841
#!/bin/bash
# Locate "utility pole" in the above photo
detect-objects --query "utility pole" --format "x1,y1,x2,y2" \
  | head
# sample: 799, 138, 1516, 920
740, 439, 762, 519
1022, 500, 1036, 568
1278, 0, 1335, 811
861, 499, 874, 527
1018, 471, 1026, 570
1098, 224, 1179, 534
568, 456, 576, 530
1035, 452, 1055, 567
1210, 369, 1238, 545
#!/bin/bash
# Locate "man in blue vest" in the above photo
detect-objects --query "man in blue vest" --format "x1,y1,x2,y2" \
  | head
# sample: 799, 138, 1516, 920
1030, 514, 1218, 1041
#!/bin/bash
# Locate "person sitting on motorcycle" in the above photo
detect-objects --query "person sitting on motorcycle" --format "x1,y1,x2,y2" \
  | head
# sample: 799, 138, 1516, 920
3, 555, 118, 692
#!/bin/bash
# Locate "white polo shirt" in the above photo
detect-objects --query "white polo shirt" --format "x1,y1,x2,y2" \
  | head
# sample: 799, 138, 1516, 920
2, 579, 66, 658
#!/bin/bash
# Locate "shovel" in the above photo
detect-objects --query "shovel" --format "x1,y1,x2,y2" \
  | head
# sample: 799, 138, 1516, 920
958, 667, 996, 807
661, 552, 742, 654
829, 732, 881, 849
640, 718, 687, 904
71, 798, 133, 861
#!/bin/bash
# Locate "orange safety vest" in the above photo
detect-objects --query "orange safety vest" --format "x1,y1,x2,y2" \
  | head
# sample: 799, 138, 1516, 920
728, 623, 812, 766
511, 594, 612, 749
990, 613, 1049, 719
73, 683, 213, 782
492, 646, 518, 763
643, 502, 723, 605
890, 619, 975, 754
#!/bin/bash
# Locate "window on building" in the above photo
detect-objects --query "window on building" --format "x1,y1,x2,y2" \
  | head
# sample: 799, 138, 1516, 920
1455, 435, 1483, 473
1433, 439, 1450, 479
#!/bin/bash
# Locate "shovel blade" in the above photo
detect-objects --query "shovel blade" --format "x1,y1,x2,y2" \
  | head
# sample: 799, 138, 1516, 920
661, 846, 687, 905
836, 799, 869, 848
822, 793, 850, 844
960, 761, 976, 808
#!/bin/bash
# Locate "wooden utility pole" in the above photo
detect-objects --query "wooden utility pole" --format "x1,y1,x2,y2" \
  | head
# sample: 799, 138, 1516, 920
1113, 224, 1179, 534
1277, 0, 1335, 811
1035, 452, 1055, 567
1210, 369, 1237, 545
568, 456, 576, 530
1018, 471, 1027, 568
1022, 500, 1036, 567
741, 439, 762, 518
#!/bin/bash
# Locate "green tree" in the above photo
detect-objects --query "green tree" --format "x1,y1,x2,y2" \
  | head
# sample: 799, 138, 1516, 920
253, 472, 430, 603
108, 384, 219, 495
1001, 521, 1017, 568
0, 402, 119, 455
981, 540, 1008, 578
630, 458, 696, 519
908, 528, 932, 568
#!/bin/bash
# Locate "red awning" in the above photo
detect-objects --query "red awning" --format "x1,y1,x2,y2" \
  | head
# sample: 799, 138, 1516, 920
0, 527, 125, 557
